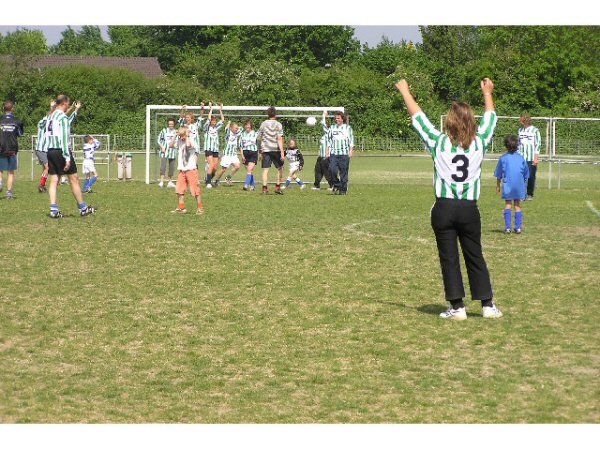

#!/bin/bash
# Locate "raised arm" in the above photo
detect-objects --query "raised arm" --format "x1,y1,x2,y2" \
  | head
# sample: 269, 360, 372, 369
199, 102, 205, 120
207, 102, 213, 123
180, 105, 187, 119
481, 78, 495, 112
219, 103, 224, 123
395, 80, 422, 116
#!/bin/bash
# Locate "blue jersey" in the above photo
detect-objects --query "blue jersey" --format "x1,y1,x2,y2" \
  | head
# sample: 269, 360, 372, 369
494, 152, 530, 200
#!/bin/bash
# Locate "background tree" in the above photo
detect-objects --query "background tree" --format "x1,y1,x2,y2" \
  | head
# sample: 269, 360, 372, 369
52, 26, 109, 56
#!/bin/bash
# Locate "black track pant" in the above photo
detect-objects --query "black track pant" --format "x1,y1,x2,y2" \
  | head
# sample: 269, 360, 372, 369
527, 161, 537, 197
430, 198, 493, 301
314, 156, 332, 188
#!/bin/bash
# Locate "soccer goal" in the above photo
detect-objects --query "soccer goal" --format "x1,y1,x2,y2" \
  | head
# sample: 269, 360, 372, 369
144, 105, 346, 185
30, 134, 112, 181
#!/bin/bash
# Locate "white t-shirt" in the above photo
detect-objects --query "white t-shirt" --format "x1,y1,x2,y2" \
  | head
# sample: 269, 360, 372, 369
177, 137, 198, 171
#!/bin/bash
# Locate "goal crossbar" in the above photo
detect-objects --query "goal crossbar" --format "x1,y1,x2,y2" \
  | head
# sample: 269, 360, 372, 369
145, 105, 345, 184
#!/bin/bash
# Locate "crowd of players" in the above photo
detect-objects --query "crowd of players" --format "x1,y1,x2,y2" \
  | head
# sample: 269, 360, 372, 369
0, 85, 543, 321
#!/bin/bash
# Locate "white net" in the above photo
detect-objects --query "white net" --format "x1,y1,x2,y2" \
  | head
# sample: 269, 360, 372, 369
30, 134, 112, 180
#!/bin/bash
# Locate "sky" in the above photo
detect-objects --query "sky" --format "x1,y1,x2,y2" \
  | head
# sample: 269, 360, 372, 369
0, 25, 422, 47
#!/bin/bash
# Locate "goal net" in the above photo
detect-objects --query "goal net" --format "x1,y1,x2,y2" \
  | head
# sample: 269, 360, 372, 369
551, 118, 600, 158
144, 105, 346, 184
30, 134, 112, 180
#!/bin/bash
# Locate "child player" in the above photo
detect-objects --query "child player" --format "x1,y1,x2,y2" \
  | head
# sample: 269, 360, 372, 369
157, 118, 178, 188
282, 139, 305, 189
171, 127, 204, 215
203, 102, 225, 188
240, 120, 259, 191
82, 135, 101, 193
213, 121, 241, 186
494, 135, 529, 234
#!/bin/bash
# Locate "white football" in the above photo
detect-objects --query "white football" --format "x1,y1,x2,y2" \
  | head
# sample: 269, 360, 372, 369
306, 116, 317, 126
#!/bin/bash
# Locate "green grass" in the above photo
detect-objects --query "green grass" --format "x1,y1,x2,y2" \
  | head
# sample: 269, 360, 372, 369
1, 156, 599, 423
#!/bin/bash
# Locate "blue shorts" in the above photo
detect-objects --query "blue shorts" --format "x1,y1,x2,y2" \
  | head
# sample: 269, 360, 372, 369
0, 155, 17, 171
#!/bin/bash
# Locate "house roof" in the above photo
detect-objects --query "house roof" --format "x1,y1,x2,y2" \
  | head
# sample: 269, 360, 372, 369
1, 55, 164, 79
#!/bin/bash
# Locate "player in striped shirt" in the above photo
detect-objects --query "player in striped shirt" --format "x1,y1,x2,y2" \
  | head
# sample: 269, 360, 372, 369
213, 121, 241, 186
396, 77, 502, 320
282, 139, 305, 189
518, 113, 541, 200
240, 120, 259, 191
82, 135, 101, 193
178, 103, 205, 153
157, 118, 179, 188
44, 94, 95, 218
312, 110, 333, 190
59, 101, 82, 185
326, 111, 354, 195
203, 102, 224, 188
35, 100, 57, 193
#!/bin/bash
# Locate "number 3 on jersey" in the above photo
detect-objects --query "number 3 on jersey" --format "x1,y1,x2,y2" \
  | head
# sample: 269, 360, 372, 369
451, 155, 469, 182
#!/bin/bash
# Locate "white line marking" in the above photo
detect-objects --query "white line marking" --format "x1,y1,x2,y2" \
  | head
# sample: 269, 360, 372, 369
586, 201, 600, 219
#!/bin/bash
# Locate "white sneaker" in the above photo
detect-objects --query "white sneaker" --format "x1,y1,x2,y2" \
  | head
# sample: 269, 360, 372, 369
158, 181, 164, 188
206, 183, 212, 190
300, 184, 306, 190
439, 307, 467, 321
312, 186, 320, 190
482, 304, 503, 318
167, 181, 176, 188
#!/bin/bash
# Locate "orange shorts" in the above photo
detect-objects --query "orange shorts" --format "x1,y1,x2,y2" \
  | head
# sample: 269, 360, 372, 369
176, 169, 201, 196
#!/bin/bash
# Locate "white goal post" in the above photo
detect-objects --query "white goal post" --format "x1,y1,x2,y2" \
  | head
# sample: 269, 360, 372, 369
145, 105, 346, 184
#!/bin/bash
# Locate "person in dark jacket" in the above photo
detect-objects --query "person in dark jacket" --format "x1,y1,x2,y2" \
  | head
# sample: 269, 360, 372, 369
0, 100, 24, 199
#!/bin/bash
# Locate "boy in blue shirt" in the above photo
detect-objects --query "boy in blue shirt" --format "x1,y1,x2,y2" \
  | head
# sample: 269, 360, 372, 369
494, 135, 530, 234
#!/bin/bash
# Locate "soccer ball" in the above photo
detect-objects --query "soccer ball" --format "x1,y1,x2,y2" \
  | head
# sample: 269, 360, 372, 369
306, 116, 317, 126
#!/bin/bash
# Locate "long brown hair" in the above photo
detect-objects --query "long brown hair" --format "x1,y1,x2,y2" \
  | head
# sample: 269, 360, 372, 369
444, 102, 476, 148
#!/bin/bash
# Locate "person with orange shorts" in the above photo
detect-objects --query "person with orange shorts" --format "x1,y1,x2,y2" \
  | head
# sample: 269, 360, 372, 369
171, 127, 204, 215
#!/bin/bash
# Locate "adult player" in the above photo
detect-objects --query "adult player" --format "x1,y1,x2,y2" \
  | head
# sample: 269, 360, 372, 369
257, 106, 285, 195
157, 118, 178, 188
518, 113, 541, 200
44, 94, 96, 218
240, 120, 259, 191
59, 100, 82, 185
313, 110, 333, 190
203, 102, 224, 188
327, 111, 354, 195
395, 77, 502, 320
0, 100, 24, 199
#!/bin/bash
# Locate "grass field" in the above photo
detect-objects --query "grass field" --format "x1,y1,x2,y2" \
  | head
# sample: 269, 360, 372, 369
0, 156, 599, 423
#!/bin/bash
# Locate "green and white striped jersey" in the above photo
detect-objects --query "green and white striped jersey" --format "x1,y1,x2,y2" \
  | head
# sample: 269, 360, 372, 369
518, 125, 541, 162
157, 127, 178, 159
327, 123, 354, 155
240, 130, 258, 152
178, 117, 204, 151
68, 112, 77, 126
412, 110, 497, 201
203, 121, 224, 152
45, 110, 71, 158
36, 115, 49, 152
223, 127, 242, 156
319, 119, 329, 157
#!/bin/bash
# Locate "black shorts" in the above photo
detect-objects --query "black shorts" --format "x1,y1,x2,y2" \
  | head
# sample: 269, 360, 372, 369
47, 149, 77, 176
261, 151, 284, 169
205, 151, 220, 158
243, 151, 258, 165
